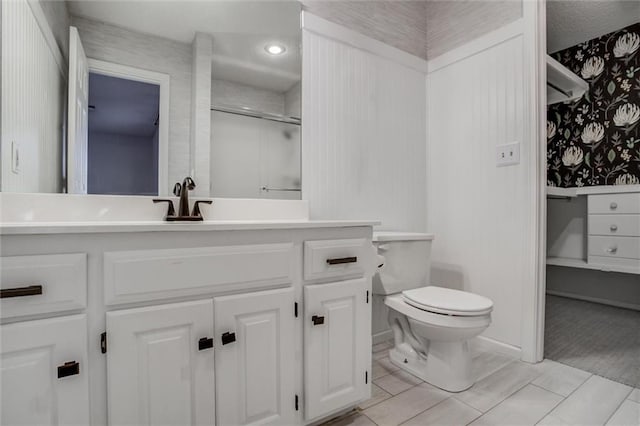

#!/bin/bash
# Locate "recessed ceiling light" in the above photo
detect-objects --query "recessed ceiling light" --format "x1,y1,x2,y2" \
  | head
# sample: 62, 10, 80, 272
265, 44, 286, 55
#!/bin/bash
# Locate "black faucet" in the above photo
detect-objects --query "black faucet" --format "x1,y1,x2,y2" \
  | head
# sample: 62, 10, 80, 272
174, 177, 196, 217
153, 177, 212, 221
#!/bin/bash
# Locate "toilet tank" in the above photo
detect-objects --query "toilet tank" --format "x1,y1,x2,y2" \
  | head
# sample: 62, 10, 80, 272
372, 232, 435, 295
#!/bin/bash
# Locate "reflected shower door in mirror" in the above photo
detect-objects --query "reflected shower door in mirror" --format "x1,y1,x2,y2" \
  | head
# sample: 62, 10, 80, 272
211, 111, 300, 199
0, 0, 301, 199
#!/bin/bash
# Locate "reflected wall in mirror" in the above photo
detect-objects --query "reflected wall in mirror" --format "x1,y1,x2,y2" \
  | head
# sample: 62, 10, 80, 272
1, 0, 301, 199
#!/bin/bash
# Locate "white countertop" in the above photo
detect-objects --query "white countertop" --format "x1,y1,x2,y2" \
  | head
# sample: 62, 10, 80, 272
547, 184, 640, 198
0, 219, 381, 235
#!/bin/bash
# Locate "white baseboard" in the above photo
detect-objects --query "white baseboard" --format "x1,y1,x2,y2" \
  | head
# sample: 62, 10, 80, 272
546, 290, 640, 311
473, 335, 522, 359
372, 329, 393, 345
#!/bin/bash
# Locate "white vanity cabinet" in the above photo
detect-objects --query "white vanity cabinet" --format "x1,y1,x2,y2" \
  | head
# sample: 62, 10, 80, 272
0, 315, 90, 426
105, 300, 216, 426
214, 287, 296, 426
0, 223, 376, 426
304, 278, 370, 421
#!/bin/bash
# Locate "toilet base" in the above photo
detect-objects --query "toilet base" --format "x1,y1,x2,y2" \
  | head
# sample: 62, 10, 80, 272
388, 339, 474, 393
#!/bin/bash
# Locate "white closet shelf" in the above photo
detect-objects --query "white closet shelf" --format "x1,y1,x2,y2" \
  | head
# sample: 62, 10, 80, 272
547, 55, 589, 105
547, 256, 640, 275
546, 257, 589, 269
547, 184, 640, 198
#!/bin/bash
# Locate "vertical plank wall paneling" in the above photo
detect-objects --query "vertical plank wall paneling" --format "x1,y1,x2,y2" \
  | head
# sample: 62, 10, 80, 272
1, 0, 64, 193
302, 30, 427, 232
427, 34, 530, 347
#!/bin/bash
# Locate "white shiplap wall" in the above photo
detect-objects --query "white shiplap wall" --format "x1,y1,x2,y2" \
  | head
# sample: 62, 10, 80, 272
427, 25, 533, 348
1, 0, 65, 193
302, 20, 427, 231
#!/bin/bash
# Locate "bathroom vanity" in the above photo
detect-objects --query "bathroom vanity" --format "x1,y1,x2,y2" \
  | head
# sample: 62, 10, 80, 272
0, 195, 378, 425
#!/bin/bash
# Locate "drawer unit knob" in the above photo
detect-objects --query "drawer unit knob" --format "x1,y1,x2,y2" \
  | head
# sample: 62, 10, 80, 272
57, 361, 80, 378
606, 247, 618, 254
312, 315, 325, 326
610, 225, 618, 232
0, 285, 42, 299
610, 202, 618, 210
326, 256, 357, 265
221, 332, 236, 345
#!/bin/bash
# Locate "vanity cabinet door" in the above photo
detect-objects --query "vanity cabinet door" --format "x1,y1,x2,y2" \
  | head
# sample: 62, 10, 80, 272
304, 278, 371, 421
214, 287, 296, 426
106, 300, 215, 426
0, 315, 90, 426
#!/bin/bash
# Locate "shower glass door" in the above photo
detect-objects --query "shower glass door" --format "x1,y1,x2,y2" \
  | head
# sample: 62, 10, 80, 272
210, 110, 301, 199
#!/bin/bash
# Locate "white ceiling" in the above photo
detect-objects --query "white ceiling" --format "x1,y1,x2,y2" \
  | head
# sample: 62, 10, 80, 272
67, 1, 301, 92
547, 0, 640, 53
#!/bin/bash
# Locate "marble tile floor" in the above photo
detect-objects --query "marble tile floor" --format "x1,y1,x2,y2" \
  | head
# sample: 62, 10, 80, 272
323, 340, 639, 426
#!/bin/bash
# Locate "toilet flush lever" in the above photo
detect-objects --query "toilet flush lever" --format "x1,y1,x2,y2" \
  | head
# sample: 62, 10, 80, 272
312, 315, 325, 326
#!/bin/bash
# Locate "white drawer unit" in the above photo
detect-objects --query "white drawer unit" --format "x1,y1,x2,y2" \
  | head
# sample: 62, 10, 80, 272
588, 193, 640, 214
589, 214, 640, 237
304, 238, 371, 281
0, 253, 87, 320
103, 243, 295, 305
588, 236, 640, 259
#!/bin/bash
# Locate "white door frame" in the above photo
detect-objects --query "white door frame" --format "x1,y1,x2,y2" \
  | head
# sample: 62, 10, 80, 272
520, 0, 548, 364
87, 59, 170, 196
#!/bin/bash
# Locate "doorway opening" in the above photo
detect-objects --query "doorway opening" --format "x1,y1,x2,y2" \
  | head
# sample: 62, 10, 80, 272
88, 73, 160, 195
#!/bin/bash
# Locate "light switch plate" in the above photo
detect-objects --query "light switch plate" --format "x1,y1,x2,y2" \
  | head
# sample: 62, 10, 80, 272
11, 141, 20, 174
496, 142, 520, 167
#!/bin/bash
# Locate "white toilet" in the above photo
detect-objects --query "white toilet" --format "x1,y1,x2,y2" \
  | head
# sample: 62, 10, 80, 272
373, 231, 493, 392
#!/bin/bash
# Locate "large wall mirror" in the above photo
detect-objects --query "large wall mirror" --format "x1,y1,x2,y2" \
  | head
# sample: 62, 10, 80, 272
1, 0, 301, 199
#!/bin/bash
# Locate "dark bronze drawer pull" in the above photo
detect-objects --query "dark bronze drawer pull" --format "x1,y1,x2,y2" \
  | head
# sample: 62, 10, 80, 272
326, 257, 357, 265
0, 285, 43, 299
198, 337, 214, 351
312, 315, 325, 326
221, 332, 236, 345
57, 361, 80, 378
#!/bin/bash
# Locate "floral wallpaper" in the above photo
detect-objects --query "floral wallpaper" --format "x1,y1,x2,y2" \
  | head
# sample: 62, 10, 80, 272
547, 22, 640, 187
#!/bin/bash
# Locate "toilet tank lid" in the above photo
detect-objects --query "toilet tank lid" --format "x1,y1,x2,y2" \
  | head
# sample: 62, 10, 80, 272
373, 232, 435, 242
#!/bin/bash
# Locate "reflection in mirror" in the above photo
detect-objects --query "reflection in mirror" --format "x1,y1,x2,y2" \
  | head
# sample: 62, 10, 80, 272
1, 0, 301, 199
88, 73, 160, 195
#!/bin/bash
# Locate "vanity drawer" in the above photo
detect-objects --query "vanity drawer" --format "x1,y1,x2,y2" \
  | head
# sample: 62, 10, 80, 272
589, 214, 640, 237
104, 243, 295, 305
1, 253, 87, 320
588, 193, 640, 214
587, 236, 640, 259
304, 239, 370, 281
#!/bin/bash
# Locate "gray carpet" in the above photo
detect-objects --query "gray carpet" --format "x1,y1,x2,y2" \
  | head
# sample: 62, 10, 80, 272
545, 295, 640, 388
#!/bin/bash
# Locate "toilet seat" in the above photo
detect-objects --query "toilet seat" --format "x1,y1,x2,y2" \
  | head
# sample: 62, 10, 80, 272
402, 286, 493, 316
385, 294, 491, 329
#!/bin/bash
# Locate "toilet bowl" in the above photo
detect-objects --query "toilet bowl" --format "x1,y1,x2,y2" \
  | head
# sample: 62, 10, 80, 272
373, 232, 493, 392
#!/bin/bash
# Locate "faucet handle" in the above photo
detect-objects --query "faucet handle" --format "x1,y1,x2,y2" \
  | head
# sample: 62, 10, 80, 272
153, 199, 176, 218
173, 182, 182, 197
192, 200, 213, 218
